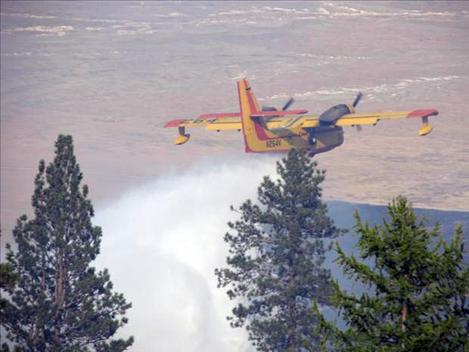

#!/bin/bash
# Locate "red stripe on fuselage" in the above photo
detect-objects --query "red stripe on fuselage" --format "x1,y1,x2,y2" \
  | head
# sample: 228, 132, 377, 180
245, 85, 259, 113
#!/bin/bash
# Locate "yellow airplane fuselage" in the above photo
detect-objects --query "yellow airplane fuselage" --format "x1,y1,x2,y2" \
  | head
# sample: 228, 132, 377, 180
165, 78, 438, 156
237, 79, 343, 155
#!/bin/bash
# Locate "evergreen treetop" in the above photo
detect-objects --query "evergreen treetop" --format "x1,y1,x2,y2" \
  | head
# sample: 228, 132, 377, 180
314, 196, 468, 352
216, 149, 342, 351
1, 135, 133, 352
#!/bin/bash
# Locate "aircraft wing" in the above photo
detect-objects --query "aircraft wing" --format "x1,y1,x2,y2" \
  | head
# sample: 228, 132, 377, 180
301, 109, 438, 136
164, 109, 309, 132
165, 108, 438, 145
165, 113, 242, 132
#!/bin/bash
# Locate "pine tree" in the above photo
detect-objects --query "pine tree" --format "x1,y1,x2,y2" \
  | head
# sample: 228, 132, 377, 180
1, 246, 19, 347
0, 253, 18, 296
1, 135, 133, 351
215, 149, 342, 351
0, 259, 18, 333
314, 196, 469, 352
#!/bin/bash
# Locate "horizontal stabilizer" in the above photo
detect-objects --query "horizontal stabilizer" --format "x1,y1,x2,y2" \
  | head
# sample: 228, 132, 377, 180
197, 112, 240, 119
251, 109, 308, 118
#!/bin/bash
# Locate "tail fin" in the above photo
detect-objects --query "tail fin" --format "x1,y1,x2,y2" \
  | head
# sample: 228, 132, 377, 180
237, 79, 277, 152
237, 79, 290, 153
237, 79, 258, 152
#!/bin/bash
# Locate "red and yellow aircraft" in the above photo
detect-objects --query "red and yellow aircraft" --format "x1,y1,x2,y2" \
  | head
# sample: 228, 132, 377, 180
165, 78, 438, 156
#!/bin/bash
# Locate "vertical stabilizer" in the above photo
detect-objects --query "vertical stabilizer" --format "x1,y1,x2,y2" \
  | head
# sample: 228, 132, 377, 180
237, 79, 289, 153
237, 79, 259, 152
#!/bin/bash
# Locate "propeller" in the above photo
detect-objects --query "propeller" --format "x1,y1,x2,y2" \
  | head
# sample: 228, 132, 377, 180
262, 97, 295, 112
282, 97, 295, 111
352, 92, 363, 108
353, 92, 363, 131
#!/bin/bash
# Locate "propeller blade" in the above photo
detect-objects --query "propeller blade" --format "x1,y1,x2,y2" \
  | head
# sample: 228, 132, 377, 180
356, 125, 362, 132
282, 97, 295, 111
352, 92, 363, 108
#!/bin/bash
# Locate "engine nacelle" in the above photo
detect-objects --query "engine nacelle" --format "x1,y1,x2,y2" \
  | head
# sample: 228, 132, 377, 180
319, 104, 352, 125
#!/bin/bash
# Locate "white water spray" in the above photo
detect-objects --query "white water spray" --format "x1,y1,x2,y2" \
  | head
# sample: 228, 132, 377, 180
94, 156, 277, 351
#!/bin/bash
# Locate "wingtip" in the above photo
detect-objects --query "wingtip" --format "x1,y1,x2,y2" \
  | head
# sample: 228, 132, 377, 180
165, 119, 185, 128
418, 124, 433, 136
175, 133, 190, 145
407, 109, 439, 118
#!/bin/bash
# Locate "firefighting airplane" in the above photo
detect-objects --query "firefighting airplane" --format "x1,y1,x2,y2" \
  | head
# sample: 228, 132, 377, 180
165, 79, 438, 156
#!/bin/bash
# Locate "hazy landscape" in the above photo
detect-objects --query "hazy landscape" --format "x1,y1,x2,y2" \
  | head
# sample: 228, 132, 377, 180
1, 1, 469, 351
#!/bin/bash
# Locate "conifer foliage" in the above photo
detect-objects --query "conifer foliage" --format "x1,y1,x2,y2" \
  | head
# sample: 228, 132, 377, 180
215, 149, 341, 351
0, 256, 18, 322
1, 135, 133, 351
315, 196, 468, 352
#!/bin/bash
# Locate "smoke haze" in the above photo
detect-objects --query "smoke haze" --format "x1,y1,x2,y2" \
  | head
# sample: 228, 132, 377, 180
2, 1, 469, 239
2, 1, 469, 348
94, 156, 277, 351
